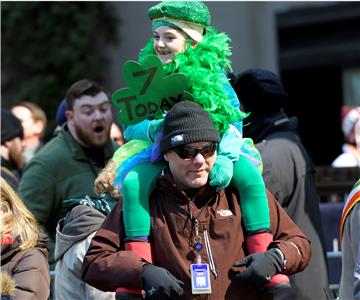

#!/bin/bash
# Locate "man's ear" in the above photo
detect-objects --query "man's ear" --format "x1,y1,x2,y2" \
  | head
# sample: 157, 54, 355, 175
164, 152, 169, 162
3, 140, 12, 148
65, 110, 73, 125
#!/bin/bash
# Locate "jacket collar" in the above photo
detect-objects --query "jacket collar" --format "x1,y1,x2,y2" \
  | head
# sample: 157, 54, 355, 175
244, 112, 298, 144
157, 167, 218, 206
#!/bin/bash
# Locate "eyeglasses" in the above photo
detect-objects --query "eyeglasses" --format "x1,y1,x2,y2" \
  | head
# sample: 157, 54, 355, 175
173, 142, 217, 160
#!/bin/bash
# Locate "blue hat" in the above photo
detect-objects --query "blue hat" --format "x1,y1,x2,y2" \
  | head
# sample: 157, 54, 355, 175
56, 98, 67, 126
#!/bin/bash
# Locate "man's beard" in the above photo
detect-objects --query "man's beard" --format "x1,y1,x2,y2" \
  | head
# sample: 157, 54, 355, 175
9, 147, 25, 170
74, 123, 109, 149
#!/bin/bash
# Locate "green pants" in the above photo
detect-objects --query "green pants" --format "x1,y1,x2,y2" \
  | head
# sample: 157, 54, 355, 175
232, 155, 270, 232
122, 161, 165, 237
122, 156, 269, 237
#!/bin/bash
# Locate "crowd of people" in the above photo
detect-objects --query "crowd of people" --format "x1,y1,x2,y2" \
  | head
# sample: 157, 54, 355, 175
1, 1, 359, 300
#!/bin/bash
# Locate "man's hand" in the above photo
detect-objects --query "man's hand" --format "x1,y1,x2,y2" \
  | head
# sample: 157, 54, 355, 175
233, 248, 284, 288
141, 264, 184, 299
209, 155, 233, 191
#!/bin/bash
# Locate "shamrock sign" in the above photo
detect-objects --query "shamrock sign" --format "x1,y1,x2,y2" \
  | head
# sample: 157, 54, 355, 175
112, 54, 193, 125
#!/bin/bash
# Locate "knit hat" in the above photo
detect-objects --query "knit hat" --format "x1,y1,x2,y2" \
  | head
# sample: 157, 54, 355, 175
1, 109, 23, 145
234, 68, 288, 117
149, 1, 211, 42
160, 100, 220, 154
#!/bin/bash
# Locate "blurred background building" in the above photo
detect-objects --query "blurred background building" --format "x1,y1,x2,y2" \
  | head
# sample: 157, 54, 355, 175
2, 1, 360, 166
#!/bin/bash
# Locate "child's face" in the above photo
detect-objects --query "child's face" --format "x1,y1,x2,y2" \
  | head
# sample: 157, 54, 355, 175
153, 26, 187, 64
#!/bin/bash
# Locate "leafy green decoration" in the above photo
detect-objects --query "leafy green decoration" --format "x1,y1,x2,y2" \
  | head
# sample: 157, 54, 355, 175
112, 55, 193, 125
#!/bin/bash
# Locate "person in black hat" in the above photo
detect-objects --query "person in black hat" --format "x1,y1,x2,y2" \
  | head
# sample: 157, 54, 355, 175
82, 100, 311, 300
1, 109, 24, 190
233, 68, 331, 300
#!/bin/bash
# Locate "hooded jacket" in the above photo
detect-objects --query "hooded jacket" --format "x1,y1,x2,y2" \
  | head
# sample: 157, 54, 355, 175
82, 170, 311, 300
1, 235, 50, 300
55, 205, 115, 300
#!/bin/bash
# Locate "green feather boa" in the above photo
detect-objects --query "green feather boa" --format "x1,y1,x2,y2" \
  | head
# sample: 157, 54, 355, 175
139, 26, 245, 135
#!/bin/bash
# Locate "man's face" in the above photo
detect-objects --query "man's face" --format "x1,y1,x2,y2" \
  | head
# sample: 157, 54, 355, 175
110, 123, 124, 146
11, 106, 41, 147
66, 92, 113, 149
7, 137, 25, 170
164, 142, 217, 190
153, 26, 187, 64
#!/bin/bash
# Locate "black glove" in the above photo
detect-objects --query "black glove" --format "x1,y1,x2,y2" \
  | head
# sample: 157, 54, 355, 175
141, 264, 184, 299
233, 248, 284, 288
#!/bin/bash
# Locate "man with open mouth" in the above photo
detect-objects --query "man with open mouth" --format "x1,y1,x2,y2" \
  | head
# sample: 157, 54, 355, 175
17, 79, 118, 272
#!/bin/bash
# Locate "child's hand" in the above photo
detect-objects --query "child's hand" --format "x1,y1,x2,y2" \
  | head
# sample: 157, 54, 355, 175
209, 155, 233, 191
148, 119, 164, 142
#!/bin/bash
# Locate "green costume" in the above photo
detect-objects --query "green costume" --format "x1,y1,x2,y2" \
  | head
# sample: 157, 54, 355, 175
114, 1, 270, 239
114, 3, 290, 296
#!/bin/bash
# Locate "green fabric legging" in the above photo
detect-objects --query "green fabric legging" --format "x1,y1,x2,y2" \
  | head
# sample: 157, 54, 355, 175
232, 155, 270, 232
122, 156, 270, 237
122, 161, 166, 236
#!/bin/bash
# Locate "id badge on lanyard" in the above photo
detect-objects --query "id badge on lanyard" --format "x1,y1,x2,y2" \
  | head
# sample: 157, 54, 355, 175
190, 231, 212, 294
190, 262, 212, 294
188, 200, 215, 295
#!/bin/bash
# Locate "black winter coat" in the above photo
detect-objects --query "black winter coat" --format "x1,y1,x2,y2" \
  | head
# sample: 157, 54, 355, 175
246, 113, 331, 300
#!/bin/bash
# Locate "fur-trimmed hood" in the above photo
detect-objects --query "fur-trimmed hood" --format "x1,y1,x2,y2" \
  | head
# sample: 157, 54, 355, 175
0, 271, 15, 298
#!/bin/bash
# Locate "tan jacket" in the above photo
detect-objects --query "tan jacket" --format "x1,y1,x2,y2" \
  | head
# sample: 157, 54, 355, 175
1, 238, 50, 300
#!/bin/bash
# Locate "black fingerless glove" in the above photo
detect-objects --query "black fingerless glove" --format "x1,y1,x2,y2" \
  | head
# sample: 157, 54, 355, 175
233, 248, 284, 288
141, 264, 184, 299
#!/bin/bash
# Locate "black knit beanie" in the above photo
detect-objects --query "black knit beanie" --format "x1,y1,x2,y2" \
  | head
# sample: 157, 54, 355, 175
1, 109, 23, 145
160, 101, 220, 154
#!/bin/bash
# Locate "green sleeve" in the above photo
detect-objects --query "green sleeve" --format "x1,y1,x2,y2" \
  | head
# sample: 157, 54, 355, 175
124, 119, 151, 141
18, 158, 56, 228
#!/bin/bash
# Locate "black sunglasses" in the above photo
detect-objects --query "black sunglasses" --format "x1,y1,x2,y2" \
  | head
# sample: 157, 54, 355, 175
173, 142, 217, 160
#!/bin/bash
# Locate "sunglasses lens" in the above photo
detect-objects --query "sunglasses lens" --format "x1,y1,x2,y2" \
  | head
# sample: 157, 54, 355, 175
176, 148, 194, 159
201, 144, 216, 158
174, 143, 217, 159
